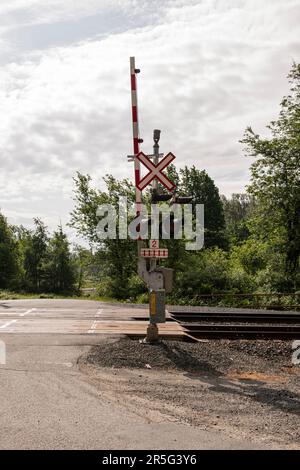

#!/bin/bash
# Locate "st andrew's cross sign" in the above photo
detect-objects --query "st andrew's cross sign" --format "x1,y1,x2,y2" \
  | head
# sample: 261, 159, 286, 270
135, 151, 176, 191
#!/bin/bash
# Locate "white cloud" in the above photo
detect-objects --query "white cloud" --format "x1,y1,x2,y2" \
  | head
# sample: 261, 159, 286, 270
0, 0, 194, 34
0, 0, 299, 235
0, 0, 110, 23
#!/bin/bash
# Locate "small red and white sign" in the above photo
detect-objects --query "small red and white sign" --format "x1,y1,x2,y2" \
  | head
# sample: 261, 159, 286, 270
140, 248, 168, 259
150, 239, 159, 249
136, 152, 176, 191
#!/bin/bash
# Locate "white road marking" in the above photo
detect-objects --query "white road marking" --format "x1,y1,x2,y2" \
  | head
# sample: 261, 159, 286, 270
0, 319, 18, 329
1, 306, 104, 334
0, 308, 36, 331
19, 308, 36, 317
88, 309, 103, 333
88, 319, 99, 334
36, 361, 73, 367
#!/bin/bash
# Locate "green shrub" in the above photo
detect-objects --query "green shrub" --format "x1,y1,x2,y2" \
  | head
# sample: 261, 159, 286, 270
174, 248, 230, 297
128, 274, 146, 298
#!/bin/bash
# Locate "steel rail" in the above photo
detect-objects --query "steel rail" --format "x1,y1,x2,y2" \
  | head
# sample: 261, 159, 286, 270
170, 312, 300, 324
179, 323, 300, 340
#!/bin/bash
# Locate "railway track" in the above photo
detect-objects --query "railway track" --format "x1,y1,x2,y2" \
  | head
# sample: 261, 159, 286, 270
170, 312, 300, 323
169, 309, 300, 340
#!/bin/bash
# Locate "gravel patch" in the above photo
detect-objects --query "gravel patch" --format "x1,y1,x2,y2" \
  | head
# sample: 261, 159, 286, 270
82, 337, 300, 448
86, 337, 294, 373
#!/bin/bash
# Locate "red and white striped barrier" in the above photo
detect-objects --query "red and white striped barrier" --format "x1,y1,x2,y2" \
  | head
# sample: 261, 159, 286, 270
130, 57, 142, 214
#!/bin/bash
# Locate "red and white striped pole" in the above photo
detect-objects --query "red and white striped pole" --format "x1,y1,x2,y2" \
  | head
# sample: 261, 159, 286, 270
130, 57, 142, 215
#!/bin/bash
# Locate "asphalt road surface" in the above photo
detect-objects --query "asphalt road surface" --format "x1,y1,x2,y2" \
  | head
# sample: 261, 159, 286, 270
0, 299, 263, 450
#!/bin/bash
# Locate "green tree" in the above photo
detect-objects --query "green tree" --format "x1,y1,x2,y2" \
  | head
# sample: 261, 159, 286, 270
72, 245, 93, 290
241, 63, 300, 284
180, 166, 227, 248
222, 193, 254, 244
0, 212, 19, 288
165, 163, 180, 188
21, 219, 48, 291
69, 172, 137, 299
44, 226, 76, 293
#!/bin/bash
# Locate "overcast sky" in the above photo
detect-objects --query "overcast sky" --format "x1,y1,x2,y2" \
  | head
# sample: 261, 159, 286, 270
0, 0, 299, 240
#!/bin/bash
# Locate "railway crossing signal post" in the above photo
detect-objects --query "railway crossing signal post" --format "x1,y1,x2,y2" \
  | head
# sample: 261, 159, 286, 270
128, 57, 177, 343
